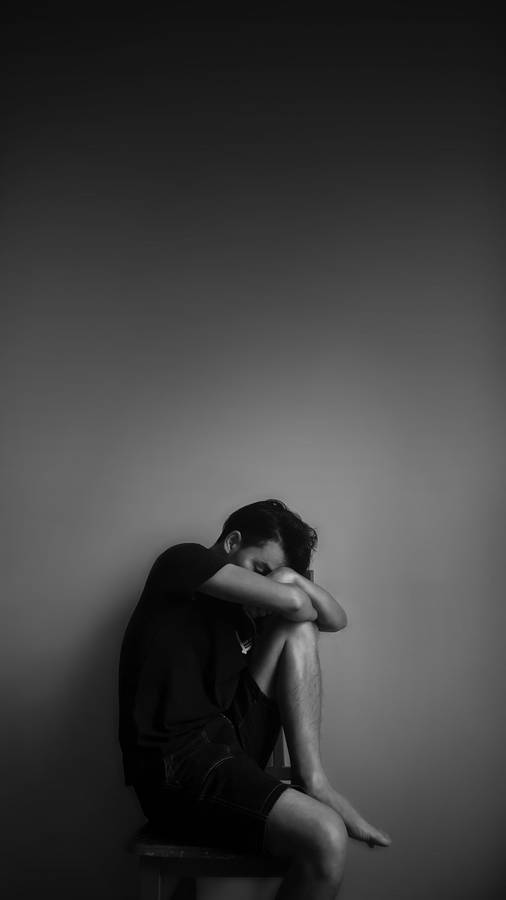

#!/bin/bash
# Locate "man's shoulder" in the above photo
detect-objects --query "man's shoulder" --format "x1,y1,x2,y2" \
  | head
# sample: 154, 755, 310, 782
154, 542, 207, 566
148, 541, 221, 586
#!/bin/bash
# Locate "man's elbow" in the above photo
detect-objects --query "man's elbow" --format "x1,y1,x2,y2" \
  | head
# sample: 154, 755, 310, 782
335, 610, 348, 631
320, 608, 348, 632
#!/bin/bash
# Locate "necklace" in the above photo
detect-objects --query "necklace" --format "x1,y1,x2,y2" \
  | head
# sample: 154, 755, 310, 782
235, 630, 253, 655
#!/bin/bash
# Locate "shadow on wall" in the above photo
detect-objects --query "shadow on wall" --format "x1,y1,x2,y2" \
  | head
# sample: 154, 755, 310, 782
3, 591, 143, 900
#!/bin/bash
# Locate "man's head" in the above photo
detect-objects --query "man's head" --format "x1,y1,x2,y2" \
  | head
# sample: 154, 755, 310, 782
214, 499, 317, 576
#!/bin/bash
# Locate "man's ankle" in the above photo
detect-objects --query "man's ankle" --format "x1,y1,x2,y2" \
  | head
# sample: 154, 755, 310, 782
292, 767, 329, 797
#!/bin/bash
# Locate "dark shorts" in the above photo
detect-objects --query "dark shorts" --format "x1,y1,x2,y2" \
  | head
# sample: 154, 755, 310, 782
133, 668, 292, 856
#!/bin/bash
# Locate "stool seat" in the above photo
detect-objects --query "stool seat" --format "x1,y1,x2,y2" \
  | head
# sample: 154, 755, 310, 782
130, 824, 289, 877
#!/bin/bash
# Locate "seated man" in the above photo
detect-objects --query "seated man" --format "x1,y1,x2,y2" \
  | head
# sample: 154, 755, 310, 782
119, 499, 390, 899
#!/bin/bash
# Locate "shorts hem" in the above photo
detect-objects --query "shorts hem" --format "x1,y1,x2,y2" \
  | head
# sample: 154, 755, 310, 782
259, 780, 291, 855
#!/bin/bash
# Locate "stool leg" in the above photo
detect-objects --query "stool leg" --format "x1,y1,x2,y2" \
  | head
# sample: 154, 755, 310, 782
139, 857, 180, 900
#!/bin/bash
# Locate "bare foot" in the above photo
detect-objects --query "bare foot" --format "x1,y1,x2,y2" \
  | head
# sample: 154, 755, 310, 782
302, 774, 392, 848
342, 814, 392, 847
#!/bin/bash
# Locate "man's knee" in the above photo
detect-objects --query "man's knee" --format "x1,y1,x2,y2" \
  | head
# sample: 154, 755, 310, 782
248, 617, 319, 698
265, 794, 347, 885
265, 617, 319, 645
310, 812, 348, 883
283, 618, 319, 648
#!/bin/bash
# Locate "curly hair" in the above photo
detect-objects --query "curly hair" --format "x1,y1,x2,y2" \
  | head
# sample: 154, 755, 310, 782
216, 499, 317, 575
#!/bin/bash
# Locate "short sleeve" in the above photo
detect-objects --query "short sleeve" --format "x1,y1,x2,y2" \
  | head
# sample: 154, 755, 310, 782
149, 543, 227, 596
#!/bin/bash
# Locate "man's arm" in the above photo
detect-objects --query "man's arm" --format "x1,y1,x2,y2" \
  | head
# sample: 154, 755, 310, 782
198, 564, 317, 623
268, 567, 347, 632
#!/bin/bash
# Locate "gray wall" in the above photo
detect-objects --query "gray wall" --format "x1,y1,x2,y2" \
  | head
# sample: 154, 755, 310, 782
2, 15, 504, 899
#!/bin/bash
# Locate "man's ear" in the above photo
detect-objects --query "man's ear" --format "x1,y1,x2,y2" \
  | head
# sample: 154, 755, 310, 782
224, 530, 242, 555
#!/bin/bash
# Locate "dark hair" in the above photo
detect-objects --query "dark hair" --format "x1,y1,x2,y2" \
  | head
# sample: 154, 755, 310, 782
216, 499, 317, 575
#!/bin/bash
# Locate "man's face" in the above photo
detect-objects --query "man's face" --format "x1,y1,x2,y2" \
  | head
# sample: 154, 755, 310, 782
230, 538, 287, 575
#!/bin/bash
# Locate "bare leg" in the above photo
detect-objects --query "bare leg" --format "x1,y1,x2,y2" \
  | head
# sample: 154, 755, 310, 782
248, 618, 391, 847
275, 855, 342, 899
272, 621, 324, 790
263, 786, 348, 899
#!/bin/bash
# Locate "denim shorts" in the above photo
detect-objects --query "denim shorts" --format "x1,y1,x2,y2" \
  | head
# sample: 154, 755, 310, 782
133, 668, 292, 856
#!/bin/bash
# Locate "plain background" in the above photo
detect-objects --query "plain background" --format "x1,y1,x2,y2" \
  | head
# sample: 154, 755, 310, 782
2, 10, 505, 899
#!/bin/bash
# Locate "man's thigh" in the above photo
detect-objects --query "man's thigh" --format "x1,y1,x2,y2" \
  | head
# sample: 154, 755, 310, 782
134, 713, 292, 857
134, 753, 291, 857
134, 779, 338, 863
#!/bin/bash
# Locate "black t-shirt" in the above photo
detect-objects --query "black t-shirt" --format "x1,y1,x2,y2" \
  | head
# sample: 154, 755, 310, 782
118, 542, 256, 785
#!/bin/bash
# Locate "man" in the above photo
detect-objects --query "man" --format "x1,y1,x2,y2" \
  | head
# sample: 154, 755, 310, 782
119, 499, 391, 899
